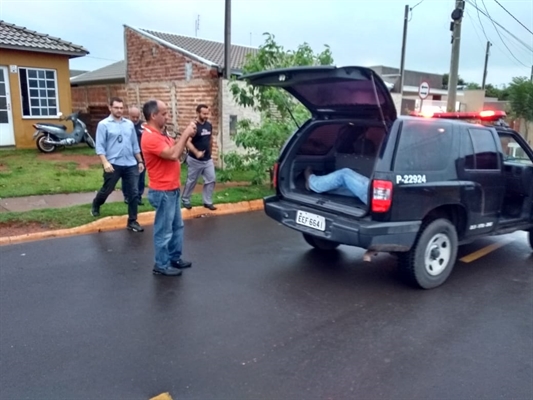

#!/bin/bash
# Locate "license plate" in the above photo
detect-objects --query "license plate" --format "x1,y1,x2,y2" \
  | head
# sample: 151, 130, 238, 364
296, 210, 326, 231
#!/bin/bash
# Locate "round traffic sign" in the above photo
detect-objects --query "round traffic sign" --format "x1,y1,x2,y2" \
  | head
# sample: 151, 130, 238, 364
419, 81, 430, 99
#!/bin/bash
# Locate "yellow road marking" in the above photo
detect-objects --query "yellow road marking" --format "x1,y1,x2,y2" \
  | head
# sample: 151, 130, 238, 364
150, 393, 173, 400
459, 240, 513, 263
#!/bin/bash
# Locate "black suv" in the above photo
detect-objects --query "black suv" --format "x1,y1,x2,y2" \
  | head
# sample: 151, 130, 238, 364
240, 66, 533, 289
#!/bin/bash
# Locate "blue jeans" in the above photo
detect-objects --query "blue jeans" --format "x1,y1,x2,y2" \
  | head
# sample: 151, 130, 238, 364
147, 188, 184, 269
123, 169, 145, 201
308, 168, 370, 205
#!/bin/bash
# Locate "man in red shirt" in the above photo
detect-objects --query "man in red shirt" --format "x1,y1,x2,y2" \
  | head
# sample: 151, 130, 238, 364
141, 99, 196, 276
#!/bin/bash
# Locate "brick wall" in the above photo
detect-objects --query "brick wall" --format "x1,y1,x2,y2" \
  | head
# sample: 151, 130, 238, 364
71, 84, 128, 112
220, 79, 261, 161
125, 27, 221, 164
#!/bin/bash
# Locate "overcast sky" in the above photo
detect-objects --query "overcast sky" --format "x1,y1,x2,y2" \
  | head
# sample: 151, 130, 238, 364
2, 0, 532, 86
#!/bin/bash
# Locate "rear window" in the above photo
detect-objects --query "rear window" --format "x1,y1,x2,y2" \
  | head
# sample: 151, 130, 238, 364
297, 124, 386, 156
394, 120, 452, 172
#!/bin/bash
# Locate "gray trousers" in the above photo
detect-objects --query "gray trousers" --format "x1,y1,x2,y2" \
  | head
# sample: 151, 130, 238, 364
182, 156, 216, 205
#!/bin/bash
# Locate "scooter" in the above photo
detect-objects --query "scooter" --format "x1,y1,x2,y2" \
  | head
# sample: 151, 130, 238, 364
32, 111, 95, 153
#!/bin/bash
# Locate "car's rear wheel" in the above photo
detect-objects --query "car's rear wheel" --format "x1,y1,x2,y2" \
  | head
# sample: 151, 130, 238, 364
398, 218, 458, 289
302, 233, 340, 251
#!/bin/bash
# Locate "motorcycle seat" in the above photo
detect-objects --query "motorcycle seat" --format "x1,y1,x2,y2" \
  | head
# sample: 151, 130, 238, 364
36, 123, 67, 130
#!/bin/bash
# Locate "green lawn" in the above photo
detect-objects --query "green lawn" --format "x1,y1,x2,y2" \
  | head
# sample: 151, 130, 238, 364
0, 146, 257, 198
0, 185, 273, 230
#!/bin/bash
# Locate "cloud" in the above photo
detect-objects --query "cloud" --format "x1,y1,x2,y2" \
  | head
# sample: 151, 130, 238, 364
1, 0, 531, 85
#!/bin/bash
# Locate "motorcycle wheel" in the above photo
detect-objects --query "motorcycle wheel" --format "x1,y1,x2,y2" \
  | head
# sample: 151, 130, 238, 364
36, 135, 56, 153
85, 134, 96, 149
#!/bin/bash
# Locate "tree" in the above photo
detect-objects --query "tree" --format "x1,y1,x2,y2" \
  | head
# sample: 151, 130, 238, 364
441, 73, 466, 89
222, 33, 334, 185
507, 76, 533, 138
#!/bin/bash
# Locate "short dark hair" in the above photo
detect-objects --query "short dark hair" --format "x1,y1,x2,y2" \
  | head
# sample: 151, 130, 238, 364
109, 97, 123, 106
196, 104, 208, 113
143, 100, 159, 121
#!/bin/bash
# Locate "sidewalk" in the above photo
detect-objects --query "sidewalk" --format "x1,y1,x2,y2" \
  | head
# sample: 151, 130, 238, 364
0, 182, 248, 213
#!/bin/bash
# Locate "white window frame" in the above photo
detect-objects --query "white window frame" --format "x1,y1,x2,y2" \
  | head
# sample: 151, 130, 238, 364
19, 67, 60, 119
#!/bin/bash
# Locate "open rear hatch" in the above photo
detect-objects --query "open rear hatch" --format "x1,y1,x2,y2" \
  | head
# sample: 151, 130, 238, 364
239, 66, 397, 120
240, 66, 397, 218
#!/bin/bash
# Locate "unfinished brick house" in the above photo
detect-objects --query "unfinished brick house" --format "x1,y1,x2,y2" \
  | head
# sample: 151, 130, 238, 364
71, 25, 261, 166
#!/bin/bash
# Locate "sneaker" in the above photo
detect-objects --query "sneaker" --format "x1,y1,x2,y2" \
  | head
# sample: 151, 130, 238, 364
152, 266, 183, 276
182, 201, 192, 210
127, 221, 144, 232
91, 205, 100, 217
204, 203, 217, 211
171, 259, 192, 269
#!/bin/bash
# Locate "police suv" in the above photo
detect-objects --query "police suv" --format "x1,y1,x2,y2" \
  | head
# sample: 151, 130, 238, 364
240, 66, 533, 289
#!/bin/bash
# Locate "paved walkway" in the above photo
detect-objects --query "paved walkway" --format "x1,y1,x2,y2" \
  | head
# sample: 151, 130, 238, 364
0, 182, 247, 213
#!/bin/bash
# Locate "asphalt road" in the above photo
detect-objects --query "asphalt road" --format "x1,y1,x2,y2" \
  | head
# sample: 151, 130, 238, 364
1, 211, 532, 400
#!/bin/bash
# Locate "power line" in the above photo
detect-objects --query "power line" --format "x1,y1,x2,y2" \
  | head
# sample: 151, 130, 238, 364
466, 0, 533, 53
479, 0, 530, 68
493, 0, 533, 36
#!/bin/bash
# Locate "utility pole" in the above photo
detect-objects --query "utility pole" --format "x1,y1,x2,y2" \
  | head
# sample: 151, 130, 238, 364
195, 15, 200, 37
481, 41, 491, 89
447, 0, 465, 112
530, 65, 533, 82
398, 4, 409, 97
224, 0, 231, 79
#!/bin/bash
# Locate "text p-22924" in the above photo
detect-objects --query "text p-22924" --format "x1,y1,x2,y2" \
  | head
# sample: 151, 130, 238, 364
396, 174, 427, 184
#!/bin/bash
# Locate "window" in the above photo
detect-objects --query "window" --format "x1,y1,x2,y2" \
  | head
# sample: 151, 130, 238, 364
499, 134, 533, 166
19, 68, 58, 117
467, 128, 499, 170
394, 120, 452, 171
229, 115, 237, 137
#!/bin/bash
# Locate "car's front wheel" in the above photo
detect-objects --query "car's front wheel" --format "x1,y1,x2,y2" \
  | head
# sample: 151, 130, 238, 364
302, 233, 340, 251
528, 230, 533, 251
398, 218, 458, 289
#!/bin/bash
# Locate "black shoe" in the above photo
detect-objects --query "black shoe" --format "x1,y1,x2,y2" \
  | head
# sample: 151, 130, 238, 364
91, 205, 100, 217
171, 259, 192, 269
204, 203, 217, 211
152, 266, 183, 276
182, 202, 192, 210
138, 198, 144, 206
127, 221, 144, 232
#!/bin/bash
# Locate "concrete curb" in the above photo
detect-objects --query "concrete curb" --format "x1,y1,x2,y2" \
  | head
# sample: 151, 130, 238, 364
0, 200, 264, 246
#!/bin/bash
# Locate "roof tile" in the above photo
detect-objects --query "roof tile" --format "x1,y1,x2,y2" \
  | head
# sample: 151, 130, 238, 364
0, 20, 88, 57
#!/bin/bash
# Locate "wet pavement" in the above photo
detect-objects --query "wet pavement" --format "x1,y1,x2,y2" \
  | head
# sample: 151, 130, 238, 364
0, 212, 532, 400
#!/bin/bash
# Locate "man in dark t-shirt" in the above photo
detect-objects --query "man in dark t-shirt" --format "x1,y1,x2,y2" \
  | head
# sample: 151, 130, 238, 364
181, 104, 217, 210
123, 106, 146, 205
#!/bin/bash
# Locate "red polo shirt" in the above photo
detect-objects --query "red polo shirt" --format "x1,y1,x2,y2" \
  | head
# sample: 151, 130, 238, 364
141, 126, 180, 191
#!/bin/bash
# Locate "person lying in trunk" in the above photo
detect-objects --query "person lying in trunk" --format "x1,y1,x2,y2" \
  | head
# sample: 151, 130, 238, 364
303, 125, 376, 205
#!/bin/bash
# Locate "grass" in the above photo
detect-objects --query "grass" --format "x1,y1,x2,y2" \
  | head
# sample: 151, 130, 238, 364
0, 146, 257, 198
0, 185, 273, 230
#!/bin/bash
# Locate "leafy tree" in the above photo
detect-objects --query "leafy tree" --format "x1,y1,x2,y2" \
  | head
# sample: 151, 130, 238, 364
221, 33, 334, 185
441, 73, 466, 89
507, 76, 533, 137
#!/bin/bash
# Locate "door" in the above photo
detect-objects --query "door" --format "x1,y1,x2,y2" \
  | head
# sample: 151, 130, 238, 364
458, 126, 505, 234
0, 66, 15, 146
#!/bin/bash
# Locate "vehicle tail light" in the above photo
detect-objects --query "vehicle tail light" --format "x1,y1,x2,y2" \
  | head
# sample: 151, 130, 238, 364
372, 180, 393, 213
272, 162, 279, 188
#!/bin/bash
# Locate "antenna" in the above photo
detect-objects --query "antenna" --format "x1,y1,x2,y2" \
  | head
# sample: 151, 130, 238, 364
195, 15, 200, 37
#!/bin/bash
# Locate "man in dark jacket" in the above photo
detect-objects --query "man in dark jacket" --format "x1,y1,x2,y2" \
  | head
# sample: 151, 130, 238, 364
123, 106, 146, 205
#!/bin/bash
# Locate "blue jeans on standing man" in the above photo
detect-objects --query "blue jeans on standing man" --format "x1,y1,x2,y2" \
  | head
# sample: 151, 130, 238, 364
147, 188, 184, 270
308, 168, 370, 205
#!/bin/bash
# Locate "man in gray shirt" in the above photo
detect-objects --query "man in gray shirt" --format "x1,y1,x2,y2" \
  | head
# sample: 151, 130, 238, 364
91, 97, 145, 232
